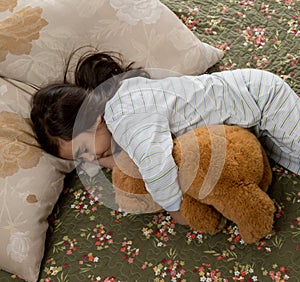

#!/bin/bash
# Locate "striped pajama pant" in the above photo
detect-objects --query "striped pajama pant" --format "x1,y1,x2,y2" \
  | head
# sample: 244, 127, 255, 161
215, 69, 300, 175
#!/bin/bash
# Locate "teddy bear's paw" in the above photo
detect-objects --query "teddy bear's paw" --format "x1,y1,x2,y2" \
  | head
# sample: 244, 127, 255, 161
181, 195, 224, 235
191, 213, 227, 235
239, 224, 273, 244
237, 203, 275, 244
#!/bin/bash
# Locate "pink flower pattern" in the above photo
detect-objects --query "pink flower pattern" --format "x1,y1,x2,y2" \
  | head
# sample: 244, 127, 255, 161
3, 0, 299, 281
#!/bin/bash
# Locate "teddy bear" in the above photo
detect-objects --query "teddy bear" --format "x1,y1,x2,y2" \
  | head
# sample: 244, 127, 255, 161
112, 125, 276, 244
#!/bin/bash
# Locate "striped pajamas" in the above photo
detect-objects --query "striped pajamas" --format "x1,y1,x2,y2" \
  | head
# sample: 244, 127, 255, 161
104, 69, 300, 211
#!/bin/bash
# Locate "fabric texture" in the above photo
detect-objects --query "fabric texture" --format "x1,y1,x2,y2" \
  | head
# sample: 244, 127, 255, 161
0, 0, 299, 281
0, 78, 74, 282
0, 0, 223, 87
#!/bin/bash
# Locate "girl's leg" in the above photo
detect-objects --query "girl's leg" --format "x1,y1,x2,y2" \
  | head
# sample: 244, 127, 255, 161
242, 69, 300, 175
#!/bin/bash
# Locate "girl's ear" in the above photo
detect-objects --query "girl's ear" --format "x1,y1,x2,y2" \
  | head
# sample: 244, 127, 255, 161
98, 115, 105, 124
93, 116, 106, 131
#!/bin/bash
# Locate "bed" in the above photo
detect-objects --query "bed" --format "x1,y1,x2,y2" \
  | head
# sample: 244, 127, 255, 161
0, 0, 299, 281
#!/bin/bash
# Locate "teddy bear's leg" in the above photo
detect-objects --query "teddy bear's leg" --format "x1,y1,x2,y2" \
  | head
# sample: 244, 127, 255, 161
181, 194, 227, 235
201, 183, 275, 243
258, 147, 273, 192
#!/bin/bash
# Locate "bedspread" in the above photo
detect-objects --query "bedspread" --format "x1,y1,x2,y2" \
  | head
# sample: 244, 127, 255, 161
1, 0, 299, 281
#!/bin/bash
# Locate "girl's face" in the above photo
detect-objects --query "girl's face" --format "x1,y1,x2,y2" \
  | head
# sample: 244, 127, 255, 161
58, 119, 113, 163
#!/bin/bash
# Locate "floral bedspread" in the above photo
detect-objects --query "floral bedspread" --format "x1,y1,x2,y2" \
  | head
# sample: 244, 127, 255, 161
1, 0, 299, 281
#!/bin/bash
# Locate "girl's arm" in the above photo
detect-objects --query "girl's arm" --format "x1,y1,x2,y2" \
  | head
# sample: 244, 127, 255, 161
106, 112, 183, 213
169, 211, 188, 225
97, 143, 187, 224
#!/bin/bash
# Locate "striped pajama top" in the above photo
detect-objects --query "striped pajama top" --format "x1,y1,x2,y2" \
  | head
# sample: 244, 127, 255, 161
104, 68, 300, 211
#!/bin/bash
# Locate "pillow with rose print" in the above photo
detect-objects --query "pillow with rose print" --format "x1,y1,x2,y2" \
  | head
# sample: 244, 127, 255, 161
0, 77, 74, 282
0, 0, 223, 86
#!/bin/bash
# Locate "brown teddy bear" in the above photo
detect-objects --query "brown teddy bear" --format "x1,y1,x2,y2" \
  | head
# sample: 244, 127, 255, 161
112, 125, 276, 244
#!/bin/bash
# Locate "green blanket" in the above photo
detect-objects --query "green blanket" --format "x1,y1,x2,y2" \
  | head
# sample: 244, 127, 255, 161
1, 0, 299, 281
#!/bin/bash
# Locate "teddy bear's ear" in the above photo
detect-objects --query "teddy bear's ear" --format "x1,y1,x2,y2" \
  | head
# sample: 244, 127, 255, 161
172, 138, 182, 167
171, 129, 205, 196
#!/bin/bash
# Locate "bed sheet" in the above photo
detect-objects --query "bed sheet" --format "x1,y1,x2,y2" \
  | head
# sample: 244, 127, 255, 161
1, 0, 299, 281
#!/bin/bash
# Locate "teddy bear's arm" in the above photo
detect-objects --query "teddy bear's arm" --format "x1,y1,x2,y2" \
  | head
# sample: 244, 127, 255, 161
181, 194, 226, 235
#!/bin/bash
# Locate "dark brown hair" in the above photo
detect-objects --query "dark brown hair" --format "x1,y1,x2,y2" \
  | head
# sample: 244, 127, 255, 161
30, 84, 88, 156
64, 49, 149, 89
31, 50, 149, 158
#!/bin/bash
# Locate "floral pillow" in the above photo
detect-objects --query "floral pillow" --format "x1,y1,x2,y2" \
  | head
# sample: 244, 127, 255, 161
0, 0, 223, 86
0, 78, 74, 282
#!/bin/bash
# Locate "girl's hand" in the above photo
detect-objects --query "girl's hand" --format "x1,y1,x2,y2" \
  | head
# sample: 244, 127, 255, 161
98, 155, 116, 169
168, 211, 188, 225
